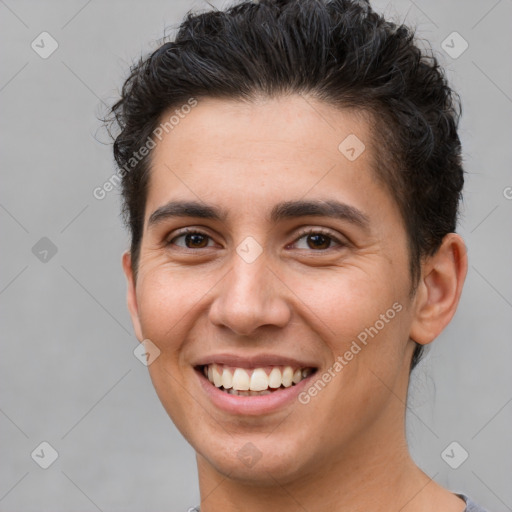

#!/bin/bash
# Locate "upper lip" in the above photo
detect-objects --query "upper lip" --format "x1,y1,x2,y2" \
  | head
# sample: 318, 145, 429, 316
192, 353, 319, 369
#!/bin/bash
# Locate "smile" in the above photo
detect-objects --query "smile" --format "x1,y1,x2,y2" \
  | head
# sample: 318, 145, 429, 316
200, 364, 316, 396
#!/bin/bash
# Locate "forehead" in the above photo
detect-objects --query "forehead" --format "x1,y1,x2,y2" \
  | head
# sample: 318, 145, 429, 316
151, 95, 371, 165
144, 95, 398, 231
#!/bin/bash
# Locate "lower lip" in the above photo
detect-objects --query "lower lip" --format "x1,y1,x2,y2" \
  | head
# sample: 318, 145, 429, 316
196, 369, 315, 415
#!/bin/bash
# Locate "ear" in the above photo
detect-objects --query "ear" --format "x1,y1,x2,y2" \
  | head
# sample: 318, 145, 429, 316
409, 233, 468, 345
122, 251, 144, 342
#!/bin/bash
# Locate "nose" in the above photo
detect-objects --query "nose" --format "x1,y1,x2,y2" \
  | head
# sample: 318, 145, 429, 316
208, 250, 292, 336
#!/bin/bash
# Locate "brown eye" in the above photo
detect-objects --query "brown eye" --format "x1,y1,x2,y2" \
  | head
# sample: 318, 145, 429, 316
290, 228, 345, 251
305, 233, 331, 250
184, 233, 209, 248
168, 230, 215, 249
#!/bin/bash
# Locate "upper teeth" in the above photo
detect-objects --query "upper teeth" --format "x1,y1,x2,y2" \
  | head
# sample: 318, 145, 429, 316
203, 364, 313, 392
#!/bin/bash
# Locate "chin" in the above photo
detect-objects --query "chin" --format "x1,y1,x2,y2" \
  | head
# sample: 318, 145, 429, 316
195, 431, 312, 485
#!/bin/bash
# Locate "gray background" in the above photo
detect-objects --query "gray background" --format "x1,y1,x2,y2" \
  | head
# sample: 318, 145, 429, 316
1, 0, 511, 511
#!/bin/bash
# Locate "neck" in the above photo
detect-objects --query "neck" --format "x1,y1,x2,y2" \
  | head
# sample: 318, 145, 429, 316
195, 419, 436, 512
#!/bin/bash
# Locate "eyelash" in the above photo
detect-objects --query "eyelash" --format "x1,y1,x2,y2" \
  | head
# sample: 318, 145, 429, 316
167, 227, 346, 251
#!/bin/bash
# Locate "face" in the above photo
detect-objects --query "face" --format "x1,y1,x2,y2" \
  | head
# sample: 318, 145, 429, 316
124, 95, 421, 484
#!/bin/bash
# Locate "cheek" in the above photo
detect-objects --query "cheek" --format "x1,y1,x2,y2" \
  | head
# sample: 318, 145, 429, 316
288, 263, 412, 409
290, 264, 405, 339
296, 271, 410, 434
135, 266, 208, 344
134, 268, 210, 436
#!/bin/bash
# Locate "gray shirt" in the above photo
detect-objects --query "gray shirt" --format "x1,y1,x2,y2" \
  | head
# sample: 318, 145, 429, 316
457, 493, 489, 511
188, 493, 489, 511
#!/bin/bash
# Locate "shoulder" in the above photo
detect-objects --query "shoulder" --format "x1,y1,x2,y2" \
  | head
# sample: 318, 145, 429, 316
456, 493, 490, 512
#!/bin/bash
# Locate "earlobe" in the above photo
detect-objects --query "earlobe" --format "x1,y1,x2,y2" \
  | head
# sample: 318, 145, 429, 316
122, 251, 144, 341
409, 234, 468, 345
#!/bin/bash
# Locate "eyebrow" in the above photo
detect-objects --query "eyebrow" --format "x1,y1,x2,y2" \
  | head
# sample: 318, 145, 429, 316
148, 201, 228, 227
269, 199, 370, 230
147, 199, 370, 231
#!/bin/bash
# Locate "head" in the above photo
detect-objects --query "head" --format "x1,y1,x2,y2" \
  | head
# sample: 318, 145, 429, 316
108, 0, 467, 488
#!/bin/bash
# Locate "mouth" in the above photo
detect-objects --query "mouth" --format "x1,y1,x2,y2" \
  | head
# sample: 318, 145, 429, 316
196, 363, 318, 396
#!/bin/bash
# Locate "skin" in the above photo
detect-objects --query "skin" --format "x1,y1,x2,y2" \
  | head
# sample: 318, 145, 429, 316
122, 95, 468, 512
